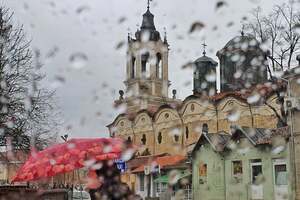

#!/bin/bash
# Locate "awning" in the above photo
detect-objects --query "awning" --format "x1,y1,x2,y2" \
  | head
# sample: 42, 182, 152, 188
154, 175, 168, 183
154, 170, 191, 183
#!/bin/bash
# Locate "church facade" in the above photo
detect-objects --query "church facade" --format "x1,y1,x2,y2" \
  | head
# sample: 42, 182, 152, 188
107, 4, 282, 158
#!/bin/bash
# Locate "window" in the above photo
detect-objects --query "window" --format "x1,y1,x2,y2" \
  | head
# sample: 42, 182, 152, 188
186, 126, 189, 139
274, 164, 288, 185
190, 104, 195, 112
202, 123, 208, 134
251, 159, 262, 184
199, 163, 207, 184
139, 174, 145, 191
141, 134, 147, 145
232, 160, 243, 176
127, 136, 132, 143
199, 163, 207, 177
164, 113, 169, 119
174, 135, 179, 142
156, 53, 162, 79
131, 56, 136, 78
158, 132, 162, 144
156, 182, 167, 195
141, 53, 150, 78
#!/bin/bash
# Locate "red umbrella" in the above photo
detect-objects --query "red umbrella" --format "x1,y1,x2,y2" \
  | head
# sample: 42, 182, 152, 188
13, 138, 127, 182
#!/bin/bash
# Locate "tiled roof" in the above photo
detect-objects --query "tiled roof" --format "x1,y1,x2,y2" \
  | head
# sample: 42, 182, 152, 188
233, 126, 290, 145
126, 154, 165, 169
131, 155, 186, 173
205, 133, 231, 152
209, 81, 285, 102
193, 126, 290, 155
108, 81, 286, 128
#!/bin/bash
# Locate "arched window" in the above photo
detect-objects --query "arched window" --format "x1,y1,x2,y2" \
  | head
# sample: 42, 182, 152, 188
174, 135, 179, 142
127, 136, 132, 143
156, 53, 162, 79
202, 123, 208, 134
157, 132, 162, 144
186, 126, 189, 139
141, 53, 150, 78
131, 56, 136, 78
141, 134, 147, 145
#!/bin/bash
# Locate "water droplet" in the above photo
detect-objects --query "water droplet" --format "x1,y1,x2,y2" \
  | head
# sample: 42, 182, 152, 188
168, 170, 181, 185
51, 75, 66, 89
84, 159, 96, 168
115, 41, 125, 50
227, 110, 240, 122
118, 17, 127, 24
237, 147, 249, 155
141, 31, 150, 42
205, 72, 216, 82
189, 22, 205, 33
247, 93, 260, 104
67, 143, 75, 149
121, 149, 135, 161
216, 1, 228, 10
272, 146, 285, 155
69, 53, 88, 69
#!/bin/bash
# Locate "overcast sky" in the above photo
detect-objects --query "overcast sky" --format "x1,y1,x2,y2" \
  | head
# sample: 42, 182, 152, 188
1, 0, 287, 139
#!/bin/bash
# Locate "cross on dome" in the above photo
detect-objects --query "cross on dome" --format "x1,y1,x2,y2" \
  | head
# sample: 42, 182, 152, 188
202, 41, 207, 56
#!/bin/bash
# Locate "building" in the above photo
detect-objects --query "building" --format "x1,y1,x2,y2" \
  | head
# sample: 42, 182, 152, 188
107, 4, 281, 159
130, 155, 189, 199
106, 2, 300, 200
0, 147, 27, 185
192, 126, 291, 200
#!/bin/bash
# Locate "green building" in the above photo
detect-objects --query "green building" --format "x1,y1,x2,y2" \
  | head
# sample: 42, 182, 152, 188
192, 126, 291, 200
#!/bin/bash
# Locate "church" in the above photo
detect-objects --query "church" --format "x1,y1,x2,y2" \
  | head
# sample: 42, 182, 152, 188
107, 2, 300, 200
107, 3, 280, 157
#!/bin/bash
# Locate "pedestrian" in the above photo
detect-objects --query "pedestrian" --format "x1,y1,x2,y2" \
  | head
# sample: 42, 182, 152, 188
89, 161, 133, 200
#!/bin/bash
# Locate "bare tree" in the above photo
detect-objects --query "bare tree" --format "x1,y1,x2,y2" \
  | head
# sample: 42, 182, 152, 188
0, 8, 59, 151
246, 2, 300, 71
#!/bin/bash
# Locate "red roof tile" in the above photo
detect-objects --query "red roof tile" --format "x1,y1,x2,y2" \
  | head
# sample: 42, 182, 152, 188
131, 155, 186, 173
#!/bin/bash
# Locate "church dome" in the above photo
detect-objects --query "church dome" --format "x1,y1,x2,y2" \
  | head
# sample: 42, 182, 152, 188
195, 55, 218, 66
217, 33, 268, 92
135, 8, 161, 41
217, 34, 261, 56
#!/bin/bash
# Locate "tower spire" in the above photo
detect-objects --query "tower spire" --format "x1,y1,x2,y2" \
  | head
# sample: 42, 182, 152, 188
163, 27, 168, 43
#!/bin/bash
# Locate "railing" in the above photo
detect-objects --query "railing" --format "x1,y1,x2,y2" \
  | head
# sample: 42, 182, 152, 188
183, 188, 192, 200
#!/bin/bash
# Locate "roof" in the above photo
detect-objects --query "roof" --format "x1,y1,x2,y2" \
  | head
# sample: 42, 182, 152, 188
154, 170, 191, 183
141, 9, 156, 30
222, 34, 260, 51
108, 81, 286, 128
131, 155, 186, 173
192, 126, 289, 155
205, 132, 231, 151
232, 126, 290, 145
134, 7, 161, 42
194, 55, 218, 66
192, 132, 231, 154
126, 154, 165, 170
209, 81, 286, 102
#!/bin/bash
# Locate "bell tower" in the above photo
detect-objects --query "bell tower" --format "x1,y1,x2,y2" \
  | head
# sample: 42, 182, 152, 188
117, 1, 178, 114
